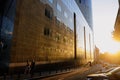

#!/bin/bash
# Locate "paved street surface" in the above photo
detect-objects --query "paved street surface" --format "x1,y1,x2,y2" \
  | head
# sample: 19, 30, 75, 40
39, 64, 103, 80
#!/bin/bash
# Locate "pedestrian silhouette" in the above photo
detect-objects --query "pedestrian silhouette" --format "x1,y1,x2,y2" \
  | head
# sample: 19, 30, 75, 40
89, 61, 92, 67
24, 60, 31, 75
30, 59, 35, 77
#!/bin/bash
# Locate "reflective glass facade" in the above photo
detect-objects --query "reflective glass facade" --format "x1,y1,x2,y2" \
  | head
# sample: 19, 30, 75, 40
0, 0, 94, 69
0, 0, 16, 68
75, 0, 93, 29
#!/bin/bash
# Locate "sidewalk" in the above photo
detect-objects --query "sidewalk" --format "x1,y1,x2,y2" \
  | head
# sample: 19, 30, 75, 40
0, 64, 103, 80
39, 64, 103, 80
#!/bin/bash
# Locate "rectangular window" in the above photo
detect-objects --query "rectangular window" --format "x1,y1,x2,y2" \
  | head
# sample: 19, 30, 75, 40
45, 8, 52, 19
44, 28, 50, 36
49, 0, 53, 3
79, 0, 81, 3
57, 3, 61, 12
64, 11, 68, 18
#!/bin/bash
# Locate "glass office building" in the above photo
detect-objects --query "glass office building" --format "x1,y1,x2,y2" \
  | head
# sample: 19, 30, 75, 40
0, 0, 94, 72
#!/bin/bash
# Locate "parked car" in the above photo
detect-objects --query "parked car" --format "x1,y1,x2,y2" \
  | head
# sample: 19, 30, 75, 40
86, 67, 120, 80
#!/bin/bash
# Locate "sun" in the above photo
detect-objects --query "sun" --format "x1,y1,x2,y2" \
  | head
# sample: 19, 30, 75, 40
100, 39, 120, 54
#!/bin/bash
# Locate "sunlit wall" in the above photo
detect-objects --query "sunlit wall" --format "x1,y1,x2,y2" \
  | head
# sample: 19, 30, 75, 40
0, 0, 94, 67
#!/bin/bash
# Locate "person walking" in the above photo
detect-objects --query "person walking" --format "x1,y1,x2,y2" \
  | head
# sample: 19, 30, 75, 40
30, 59, 35, 77
0, 41, 4, 55
24, 60, 31, 75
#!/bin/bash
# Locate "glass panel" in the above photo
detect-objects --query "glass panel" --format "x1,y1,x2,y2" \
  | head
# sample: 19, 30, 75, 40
0, 0, 16, 66
57, 3, 61, 12
49, 0, 53, 3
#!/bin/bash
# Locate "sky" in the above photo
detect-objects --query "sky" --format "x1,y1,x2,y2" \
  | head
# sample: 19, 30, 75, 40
92, 0, 120, 53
